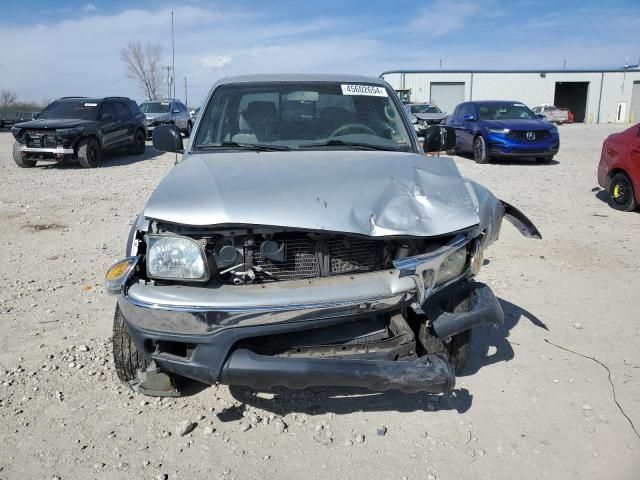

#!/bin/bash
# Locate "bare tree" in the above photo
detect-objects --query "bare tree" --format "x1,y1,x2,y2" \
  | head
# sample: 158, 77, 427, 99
1, 89, 18, 107
120, 41, 163, 100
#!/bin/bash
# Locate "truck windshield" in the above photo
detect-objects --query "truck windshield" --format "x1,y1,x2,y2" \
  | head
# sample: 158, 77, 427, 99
38, 101, 99, 120
193, 82, 412, 152
477, 103, 536, 120
139, 102, 171, 113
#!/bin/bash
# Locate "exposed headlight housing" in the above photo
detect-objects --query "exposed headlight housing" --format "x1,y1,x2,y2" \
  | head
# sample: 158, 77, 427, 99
146, 235, 209, 282
435, 247, 467, 286
488, 128, 510, 135
56, 126, 84, 137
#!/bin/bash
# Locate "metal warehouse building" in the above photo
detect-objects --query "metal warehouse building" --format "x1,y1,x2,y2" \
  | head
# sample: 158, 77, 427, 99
381, 67, 640, 124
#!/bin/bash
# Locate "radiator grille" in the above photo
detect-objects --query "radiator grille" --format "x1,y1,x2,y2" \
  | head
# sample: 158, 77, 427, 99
506, 130, 551, 142
328, 237, 381, 275
244, 235, 383, 282
25, 129, 57, 148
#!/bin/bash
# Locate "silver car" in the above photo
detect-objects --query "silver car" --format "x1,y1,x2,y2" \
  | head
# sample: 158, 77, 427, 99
139, 99, 193, 139
404, 103, 448, 136
106, 74, 540, 397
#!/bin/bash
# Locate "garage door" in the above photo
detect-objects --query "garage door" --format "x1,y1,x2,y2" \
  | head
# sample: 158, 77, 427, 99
430, 83, 465, 115
631, 81, 640, 123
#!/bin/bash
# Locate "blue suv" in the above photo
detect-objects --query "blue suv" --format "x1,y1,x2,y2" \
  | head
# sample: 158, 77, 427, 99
446, 101, 560, 164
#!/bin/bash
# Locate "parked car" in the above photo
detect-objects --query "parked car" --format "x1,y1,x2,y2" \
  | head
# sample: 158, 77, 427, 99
559, 107, 574, 123
0, 110, 40, 128
10, 96, 146, 168
139, 99, 192, 139
189, 106, 200, 120
532, 105, 569, 124
404, 103, 448, 136
447, 101, 560, 163
597, 123, 640, 211
105, 74, 541, 397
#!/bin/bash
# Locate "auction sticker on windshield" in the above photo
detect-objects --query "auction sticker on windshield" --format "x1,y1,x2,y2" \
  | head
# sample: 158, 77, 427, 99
341, 84, 388, 97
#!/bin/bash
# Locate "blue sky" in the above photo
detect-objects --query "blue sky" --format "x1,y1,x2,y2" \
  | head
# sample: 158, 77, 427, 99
1, 0, 638, 106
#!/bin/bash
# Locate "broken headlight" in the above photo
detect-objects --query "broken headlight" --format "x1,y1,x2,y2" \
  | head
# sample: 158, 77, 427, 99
146, 235, 209, 282
435, 247, 467, 286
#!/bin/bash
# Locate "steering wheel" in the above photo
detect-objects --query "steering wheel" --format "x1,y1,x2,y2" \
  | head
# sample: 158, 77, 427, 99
330, 123, 377, 137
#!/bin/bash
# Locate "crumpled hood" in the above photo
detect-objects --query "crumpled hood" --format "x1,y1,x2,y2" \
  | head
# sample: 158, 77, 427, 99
143, 150, 485, 237
14, 118, 92, 129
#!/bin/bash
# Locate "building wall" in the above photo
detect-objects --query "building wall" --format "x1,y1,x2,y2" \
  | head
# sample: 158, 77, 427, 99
382, 70, 640, 123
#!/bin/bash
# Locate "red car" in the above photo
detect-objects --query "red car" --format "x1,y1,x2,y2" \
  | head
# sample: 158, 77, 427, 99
598, 123, 640, 211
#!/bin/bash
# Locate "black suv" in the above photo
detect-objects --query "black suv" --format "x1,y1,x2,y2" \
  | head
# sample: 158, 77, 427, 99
11, 97, 147, 168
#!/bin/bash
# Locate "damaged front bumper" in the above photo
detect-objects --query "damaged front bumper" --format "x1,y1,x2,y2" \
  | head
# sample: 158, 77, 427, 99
114, 248, 504, 394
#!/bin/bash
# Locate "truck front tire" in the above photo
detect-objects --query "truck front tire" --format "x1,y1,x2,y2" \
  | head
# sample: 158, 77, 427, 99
77, 137, 101, 168
13, 142, 37, 168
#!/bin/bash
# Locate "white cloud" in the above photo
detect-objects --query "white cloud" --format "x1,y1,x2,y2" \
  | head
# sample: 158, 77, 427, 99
201, 55, 233, 69
82, 4, 98, 13
0, 2, 636, 107
409, 0, 482, 37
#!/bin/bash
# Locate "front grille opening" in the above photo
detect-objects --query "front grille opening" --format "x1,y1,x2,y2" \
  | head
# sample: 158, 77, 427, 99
242, 233, 384, 283
153, 340, 195, 359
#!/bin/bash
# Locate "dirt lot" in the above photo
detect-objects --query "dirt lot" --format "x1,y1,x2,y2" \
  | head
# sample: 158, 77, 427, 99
0, 124, 638, 479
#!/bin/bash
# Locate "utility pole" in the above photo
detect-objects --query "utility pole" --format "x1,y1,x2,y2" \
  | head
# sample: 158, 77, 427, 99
164, 66, 172, 99
184, 76, 188, 107
171, 11, 175, 99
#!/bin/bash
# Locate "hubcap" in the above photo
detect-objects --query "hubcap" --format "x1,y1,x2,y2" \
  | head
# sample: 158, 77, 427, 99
613, 180, 630, 204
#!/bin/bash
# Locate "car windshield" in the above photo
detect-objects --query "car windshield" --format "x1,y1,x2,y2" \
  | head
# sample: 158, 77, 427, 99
411, 104, 441, 114
139, 102, 171, 113
193, 82, 412, 151
38, 100, 99, 120
477, 103, 536, 120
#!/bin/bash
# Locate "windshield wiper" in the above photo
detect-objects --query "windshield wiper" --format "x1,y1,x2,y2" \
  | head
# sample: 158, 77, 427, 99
197, 141, 291, 151
298, 139, 404, 151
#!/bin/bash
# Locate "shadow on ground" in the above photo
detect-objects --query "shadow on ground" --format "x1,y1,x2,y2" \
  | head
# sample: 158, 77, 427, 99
460, 297, 547, 377
456, 152, 560, 166
208, 297, 546, 418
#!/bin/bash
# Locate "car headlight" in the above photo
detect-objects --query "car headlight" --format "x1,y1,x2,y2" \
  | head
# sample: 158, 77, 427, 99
146, 235, 209, 282
435, 247, 467, 286
10, 126, 22, 136
488, 128, 510, 135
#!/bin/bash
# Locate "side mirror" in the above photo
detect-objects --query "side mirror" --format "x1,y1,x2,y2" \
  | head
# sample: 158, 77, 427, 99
152, 124, 183, 153
463, 114, 476, 121
536, 114, 546, 119
99, 112, 113, 121
423, 125, 456, 153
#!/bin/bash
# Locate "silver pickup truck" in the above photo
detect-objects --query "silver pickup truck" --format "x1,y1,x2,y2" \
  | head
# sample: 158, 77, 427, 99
106, 74, 540, 397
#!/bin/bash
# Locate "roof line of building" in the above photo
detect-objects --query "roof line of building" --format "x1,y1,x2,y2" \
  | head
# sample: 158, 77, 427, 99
380, 67, 640, 76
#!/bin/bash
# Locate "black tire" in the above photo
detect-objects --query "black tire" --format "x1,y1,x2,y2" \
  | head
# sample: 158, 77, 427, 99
608, 172, 637, 212
130, 130, 146, 155
473, 135, 490, 164
12, 142, 37, 168
113, 305, 149, 384
77, 137, 101, 168
185, 121, 193, 138
536, 155, 553, 163
420, 326, 472, 374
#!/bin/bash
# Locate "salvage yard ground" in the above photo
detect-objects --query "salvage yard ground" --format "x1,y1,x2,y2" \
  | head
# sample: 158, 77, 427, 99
0, 124, 638, 479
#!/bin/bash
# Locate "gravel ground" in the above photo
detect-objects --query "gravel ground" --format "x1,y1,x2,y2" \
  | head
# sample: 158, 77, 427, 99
0, 124, 638, 480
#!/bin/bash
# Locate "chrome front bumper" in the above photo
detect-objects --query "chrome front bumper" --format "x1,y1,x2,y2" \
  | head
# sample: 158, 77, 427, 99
116, 234, 474, 336
119, 269, 420, 335
18, 145, 74, 154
